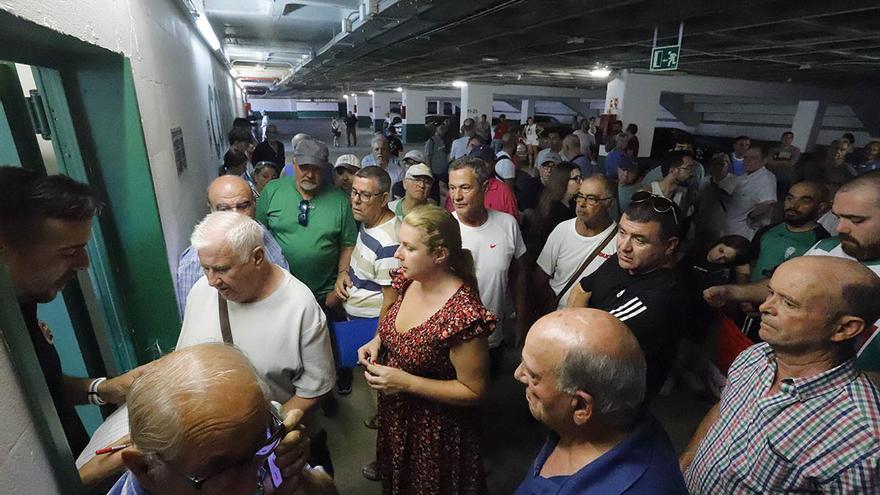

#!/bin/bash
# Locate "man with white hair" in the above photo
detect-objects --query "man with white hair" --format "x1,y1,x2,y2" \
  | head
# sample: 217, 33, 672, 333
109, 343, 337, 495
178, 211, 335, 415
514, 309, 686, 494
361, 133, 405, 189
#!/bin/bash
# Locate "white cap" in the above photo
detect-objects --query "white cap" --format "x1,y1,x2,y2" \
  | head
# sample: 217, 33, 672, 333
405, 163, 433, 180
334, 154, 361, 169
403, 149, 426, 163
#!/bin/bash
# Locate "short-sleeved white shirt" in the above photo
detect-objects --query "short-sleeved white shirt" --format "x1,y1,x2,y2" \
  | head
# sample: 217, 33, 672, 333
537, 220, 618, 309
179, 270, 335, 402
454, 210, 526, 347
723, 166, 777, 240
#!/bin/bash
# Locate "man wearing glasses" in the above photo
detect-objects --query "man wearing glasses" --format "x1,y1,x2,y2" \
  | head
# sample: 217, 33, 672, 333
257, 137, 357, 316
109, 343, 337, 495
334, 167, 401, 394
176, 175, 289, 317
388, 163, 435, 218
568, 193, 688, 401
535, 175, 618, 311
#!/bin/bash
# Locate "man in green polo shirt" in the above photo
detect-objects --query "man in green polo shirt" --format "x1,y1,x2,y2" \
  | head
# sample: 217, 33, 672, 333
749, 181, 830, 281
257, 137, 357, 311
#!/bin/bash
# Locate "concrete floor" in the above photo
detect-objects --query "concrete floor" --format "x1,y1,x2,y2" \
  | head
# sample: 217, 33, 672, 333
267, 119, 712, 494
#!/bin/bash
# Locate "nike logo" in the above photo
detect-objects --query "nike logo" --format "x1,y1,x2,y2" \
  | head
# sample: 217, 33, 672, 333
617, 289, 625, 298
490, 244, 497, 248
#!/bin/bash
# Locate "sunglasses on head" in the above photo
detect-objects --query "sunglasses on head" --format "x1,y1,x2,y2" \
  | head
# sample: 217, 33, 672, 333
298, 200, 310, 226
629, 191, 679, 226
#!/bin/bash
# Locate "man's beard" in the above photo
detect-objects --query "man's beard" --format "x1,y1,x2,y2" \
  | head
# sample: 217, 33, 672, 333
784, 209, 813, 228
840, 233, 880, 261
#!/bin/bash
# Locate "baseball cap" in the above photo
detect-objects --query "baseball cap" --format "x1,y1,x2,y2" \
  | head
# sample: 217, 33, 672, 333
405, 163, 433, 180
618, 155, 639, 172
468, 144, 495, 164
293, 137, 329, 166
403, 149, 426, 163
536, 148, 562, 166
334, 154, 361, 170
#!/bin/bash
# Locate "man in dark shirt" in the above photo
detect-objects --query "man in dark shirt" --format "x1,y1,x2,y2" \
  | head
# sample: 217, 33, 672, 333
0, 167, 141, 479
568, 192, 686, 400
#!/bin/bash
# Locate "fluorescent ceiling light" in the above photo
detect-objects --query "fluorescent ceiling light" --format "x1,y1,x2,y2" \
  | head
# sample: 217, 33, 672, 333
195, 15, 222, 52
367, 90, 375, 95
350, 93, 357, 97
481, 57, 498, 63
588, 67, 612, 78
452, 80, 468, 88
343, 95, 349, 99
395, 87, 403, 93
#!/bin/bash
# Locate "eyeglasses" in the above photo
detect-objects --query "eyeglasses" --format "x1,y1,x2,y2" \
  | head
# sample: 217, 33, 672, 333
163, 406, 285, 491
298, 200, 310, 226
214, 201, 253, 213
629, 191, 679, 226
574, 193, 612, 206
405, 176, 433, 186
350, 188, 384, 202
569, 176, 582, 184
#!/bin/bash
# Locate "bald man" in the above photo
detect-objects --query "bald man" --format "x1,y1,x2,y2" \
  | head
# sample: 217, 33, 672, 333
514, 308, 686, 494
110, 343, 336, 495
561, 134, 590, 176
683, 256, 880, 493
175, 175, 289, 317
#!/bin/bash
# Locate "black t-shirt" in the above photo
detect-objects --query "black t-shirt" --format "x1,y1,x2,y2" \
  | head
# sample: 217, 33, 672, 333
21, 303, 90, 455
579, 255, 687, 400
252, 140, 285, 167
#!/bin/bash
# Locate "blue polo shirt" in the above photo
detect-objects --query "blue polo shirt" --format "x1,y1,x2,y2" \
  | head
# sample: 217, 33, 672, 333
514, 416, 687, 495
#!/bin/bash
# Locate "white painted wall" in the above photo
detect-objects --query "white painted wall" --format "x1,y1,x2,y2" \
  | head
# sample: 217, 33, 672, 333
295, 101, 338, 112
249, 98, 296, 112
1, 0, 244, 282
0, 337, 62, 495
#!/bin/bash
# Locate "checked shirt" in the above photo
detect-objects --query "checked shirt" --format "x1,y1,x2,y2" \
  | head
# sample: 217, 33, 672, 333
685, 343, 880, 493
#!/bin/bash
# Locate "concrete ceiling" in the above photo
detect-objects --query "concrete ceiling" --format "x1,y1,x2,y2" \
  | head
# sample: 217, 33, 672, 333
205, 0, 880, 97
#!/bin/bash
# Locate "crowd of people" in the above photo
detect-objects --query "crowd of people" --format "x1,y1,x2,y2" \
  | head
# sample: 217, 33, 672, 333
2, 109, 880, 495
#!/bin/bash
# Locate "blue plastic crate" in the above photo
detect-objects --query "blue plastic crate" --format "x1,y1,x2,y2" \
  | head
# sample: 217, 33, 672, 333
331, 317, 379, 368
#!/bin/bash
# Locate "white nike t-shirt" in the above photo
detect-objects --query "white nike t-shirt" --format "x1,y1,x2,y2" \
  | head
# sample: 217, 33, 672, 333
454, 210, 526, 347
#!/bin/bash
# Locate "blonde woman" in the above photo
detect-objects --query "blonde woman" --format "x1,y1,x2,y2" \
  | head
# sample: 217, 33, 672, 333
358, 205, 494, 494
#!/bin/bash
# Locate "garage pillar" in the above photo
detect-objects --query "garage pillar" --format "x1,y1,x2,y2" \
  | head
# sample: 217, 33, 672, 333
791, 101, 826, 152
371, 91, 393, 133
603, 70, 662, 157
460, 83, 494, 123
402, 89, 428, 143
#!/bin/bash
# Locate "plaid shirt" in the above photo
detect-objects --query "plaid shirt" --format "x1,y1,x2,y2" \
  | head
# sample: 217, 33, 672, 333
175, 224, 289, 317
685, 343, 880, 494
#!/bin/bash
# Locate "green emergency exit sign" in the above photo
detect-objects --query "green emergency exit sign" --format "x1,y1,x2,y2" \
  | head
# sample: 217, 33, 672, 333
650, 45, 680, 71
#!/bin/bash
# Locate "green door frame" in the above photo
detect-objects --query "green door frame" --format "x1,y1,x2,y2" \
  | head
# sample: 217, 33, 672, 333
0, 9, 180, 491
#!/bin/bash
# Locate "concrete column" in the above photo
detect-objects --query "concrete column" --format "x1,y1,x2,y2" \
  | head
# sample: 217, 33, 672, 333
602, 70, 662, 157
460, 83, 494, 123
371, 91, 393, 132
346, 95, 357, 114
520, 99, 535, 124
791, 100, 826, 152
402, 89, 428, 143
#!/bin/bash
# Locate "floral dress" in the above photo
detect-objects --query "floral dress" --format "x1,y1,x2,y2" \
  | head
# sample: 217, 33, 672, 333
376, 268, 496, 495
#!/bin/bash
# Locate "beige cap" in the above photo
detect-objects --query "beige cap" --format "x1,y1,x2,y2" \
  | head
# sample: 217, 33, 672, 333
334, 154, 361, 169
405, 163, 433, 180
403, 149, 426, 163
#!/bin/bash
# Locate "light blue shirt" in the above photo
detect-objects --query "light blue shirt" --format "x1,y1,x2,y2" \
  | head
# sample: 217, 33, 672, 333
107, 472, 146, 495
175, 223, 289, 317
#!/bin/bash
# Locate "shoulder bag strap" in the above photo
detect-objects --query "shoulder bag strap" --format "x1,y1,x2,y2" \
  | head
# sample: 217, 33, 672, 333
554, 225, 618, 307
218, 293, 234, 344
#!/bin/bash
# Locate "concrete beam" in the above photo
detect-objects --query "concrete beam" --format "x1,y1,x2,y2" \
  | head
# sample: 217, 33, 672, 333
659, 93, 701, 127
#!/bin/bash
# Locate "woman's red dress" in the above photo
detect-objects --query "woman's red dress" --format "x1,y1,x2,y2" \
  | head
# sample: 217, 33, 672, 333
376, 268, 496, 494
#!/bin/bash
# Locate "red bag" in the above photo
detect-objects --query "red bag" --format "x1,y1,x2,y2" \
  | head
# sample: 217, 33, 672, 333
713, 313, 753, 375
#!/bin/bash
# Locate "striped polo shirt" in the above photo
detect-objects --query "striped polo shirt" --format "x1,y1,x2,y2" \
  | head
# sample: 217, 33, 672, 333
342, 215, 401, 318
685, 343, 880, 494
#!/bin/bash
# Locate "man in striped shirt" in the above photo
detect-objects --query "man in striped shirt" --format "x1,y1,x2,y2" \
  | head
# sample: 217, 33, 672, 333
568, 192, 687, 400
682, 256, 880, 493
335, 166, 400, 393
